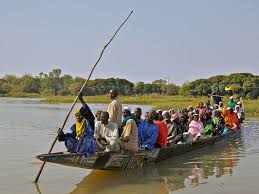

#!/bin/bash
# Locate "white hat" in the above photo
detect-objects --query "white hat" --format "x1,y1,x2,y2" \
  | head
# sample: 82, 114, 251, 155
230, 96, 234, 100
237, 101, 242, 105
162, 111, 168, 116
123, 106, 131, 112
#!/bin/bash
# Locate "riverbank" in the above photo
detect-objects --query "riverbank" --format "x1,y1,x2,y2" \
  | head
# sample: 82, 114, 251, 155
1, 93, 258, 117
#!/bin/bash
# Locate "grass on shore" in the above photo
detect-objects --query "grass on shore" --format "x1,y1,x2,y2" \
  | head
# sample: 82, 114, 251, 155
1, 93, 258, 117
40, 94, 259, 117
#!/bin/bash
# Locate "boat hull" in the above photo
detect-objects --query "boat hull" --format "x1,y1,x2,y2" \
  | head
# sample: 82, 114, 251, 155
37, 130, 240, 170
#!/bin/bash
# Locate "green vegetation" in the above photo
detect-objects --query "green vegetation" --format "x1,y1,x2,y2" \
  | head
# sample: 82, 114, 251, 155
41, 95, 259, 117
0, 69, 258, 99
1, 69, 258, 116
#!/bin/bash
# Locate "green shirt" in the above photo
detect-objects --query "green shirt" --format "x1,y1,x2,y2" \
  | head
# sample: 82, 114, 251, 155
227, 101, 236, 108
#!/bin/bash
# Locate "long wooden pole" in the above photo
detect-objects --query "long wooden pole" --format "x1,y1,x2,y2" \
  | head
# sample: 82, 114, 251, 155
34, 10, 134, 183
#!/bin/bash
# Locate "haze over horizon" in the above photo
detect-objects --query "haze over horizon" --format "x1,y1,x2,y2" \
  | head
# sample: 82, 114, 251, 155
1, 0, 259, 85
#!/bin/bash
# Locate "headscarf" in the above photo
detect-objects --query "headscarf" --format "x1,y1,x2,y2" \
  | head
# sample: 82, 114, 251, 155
75, 108, 86, 138
121, 113, 139, 128
221, 109, 234, 128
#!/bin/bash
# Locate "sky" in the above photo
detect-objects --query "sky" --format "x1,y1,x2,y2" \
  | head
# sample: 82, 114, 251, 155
0, 0, 259, 85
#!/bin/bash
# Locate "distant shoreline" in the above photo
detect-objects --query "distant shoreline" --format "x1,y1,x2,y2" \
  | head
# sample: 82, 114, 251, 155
1, 94, 258, 117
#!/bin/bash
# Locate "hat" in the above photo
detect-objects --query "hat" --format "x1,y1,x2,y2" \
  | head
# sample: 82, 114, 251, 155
219, 101, 223, 104
187, 106, 193, 110
74, 108, 81, 116
230, 96, 234, 100
95, 110, 103, 117
193, 113, 199, 116
171, 114, 179, 121
123, 106, 131, 112
237, 101, 242, 105
162, 111, 169, 117
227, 107, 231, 110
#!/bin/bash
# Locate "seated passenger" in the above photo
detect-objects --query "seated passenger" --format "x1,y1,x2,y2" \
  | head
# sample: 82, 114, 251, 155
228, 107, 240, 129
95, 110, 103, 121
227, 96, 236, 109
200, 112, 215, 138
134, 107, 144, 126
167, 114, 184, 144
221, 109, 238, 131
94, 112, 120, 152
211, 109, 225, 135
138, 111, 158, 150
154, 111, 168, 148
188, 114, 204, 141
119, 107, 139, 152
219, 102, 224, 111
162, 111, 173, 135
58, 92, 96, 156
179, 112, 188, 132
198, 102, 206, 117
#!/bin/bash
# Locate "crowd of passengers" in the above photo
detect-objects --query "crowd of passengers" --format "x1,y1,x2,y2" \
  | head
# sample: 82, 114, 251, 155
58, 89, 245, 157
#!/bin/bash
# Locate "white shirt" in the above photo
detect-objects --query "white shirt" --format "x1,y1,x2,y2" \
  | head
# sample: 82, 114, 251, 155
94, 121, 119, 143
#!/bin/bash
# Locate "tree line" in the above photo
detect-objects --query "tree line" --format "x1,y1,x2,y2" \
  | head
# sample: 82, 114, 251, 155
0, 69, 258, 99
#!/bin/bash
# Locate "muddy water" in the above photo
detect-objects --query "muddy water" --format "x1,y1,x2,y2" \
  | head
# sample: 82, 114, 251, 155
0, 98, 258, 194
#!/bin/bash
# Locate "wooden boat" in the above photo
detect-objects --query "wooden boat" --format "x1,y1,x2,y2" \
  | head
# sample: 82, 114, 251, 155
36, 129, 240, 170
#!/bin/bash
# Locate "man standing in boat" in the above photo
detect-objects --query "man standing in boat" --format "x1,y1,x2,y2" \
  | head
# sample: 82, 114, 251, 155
94, 111, 120, 152
57, 92, 96, 156
107, 88, 122, 129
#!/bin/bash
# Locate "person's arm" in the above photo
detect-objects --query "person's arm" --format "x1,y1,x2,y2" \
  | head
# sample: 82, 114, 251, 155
78, 92, 87, 106
120, 121, 132, 142
58, 128, 65, 141
58, 124, 76, 141
78, 92, 95, 130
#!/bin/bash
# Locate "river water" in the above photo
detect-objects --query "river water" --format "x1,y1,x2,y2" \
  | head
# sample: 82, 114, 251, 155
0, 98, 259, 194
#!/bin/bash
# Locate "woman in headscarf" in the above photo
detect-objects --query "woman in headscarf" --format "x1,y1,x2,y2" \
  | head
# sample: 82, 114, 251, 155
188, 114, 204, 141
221, 109, 238, 131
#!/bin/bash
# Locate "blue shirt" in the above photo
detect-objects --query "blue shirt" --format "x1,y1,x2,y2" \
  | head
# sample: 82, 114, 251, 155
138, 120, 158, 150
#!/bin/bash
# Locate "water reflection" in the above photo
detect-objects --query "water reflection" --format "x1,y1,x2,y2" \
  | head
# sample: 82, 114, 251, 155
68, 139, 241, 194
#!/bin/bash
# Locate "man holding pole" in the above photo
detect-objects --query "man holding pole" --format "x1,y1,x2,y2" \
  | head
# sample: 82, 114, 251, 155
58, 92, 96, 156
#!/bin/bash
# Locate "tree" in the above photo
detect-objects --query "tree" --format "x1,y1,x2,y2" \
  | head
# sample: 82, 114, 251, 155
133, 82, 145, 94
166, 83, 179, 95
20, 74, 40, 93
179, 81, 191, 96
